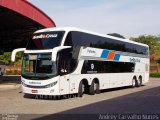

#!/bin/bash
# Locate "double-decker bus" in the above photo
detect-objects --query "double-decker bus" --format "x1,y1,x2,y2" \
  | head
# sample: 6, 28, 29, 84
11, 27, 149, 97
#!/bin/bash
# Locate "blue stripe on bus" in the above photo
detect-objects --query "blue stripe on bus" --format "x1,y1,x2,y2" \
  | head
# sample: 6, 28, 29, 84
114, 54, 120, 61
100, 50, 109, 58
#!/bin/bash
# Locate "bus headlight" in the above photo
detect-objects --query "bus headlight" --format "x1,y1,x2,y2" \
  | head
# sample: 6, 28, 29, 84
45, 81, 57, 88
21, 81, 58, 88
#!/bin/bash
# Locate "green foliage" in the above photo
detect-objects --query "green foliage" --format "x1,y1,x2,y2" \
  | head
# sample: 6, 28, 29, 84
0, 52, 11, 65
14, 52, 24, 65
0, 52, 23, 65
150, 73, 160, 78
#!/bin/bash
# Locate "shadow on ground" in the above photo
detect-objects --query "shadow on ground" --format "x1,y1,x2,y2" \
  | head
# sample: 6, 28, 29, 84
23, 86, 138, 100
32, 86, 160, 120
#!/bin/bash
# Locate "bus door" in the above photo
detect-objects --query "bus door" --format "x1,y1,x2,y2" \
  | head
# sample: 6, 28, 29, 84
57, 49, 72, 95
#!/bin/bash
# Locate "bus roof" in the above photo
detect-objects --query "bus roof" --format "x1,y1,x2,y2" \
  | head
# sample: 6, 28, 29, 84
35, 27, 149, 47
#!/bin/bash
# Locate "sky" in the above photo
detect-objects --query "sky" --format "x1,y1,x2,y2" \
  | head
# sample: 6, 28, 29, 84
29, 0, 160, 38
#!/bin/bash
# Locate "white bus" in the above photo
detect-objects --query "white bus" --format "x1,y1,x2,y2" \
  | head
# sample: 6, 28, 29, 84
11, 27, 149, 97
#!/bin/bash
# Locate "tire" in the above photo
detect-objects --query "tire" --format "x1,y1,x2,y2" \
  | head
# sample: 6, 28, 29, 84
132, 78, 138, 88
137, 77, 142, 87
89, 80, 100, 95
95, 82, 100, 94
78, 81, 84, 97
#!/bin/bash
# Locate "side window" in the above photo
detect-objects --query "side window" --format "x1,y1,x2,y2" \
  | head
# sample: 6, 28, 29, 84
64, 32, 81, 62
81, 60, 88, 74
81, 60, 135, 74
64, 32, 73, 46
81, 60, 97, 74
65, 31, 147, 55
57, 49, 77, 75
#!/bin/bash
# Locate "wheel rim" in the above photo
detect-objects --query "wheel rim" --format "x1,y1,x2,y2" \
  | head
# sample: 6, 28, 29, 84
139, 78, 142, 86
94, 83, 97, 91
137, 79, 140, 85
82, 84, 85, 93
132, 79, 135, 86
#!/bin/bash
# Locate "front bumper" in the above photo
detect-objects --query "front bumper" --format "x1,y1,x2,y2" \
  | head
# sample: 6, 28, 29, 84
22, 84, 60, 95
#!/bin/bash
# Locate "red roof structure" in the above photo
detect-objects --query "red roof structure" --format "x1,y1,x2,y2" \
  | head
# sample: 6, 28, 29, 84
0, 0, 56, 52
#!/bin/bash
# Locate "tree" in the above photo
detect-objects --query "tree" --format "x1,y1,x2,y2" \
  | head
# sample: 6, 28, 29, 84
0, 52, 23, 65
107, 33, 125, 39
0, 52, 11, 65
14, 52, 24, 65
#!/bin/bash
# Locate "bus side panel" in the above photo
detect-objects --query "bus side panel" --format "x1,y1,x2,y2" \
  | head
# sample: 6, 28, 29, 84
89, 74, 110, 90
69, 74, 85, 94
144, 73, 149, 83
69, 74, 103, 94
59, 75, 70, 95
69, 74, 110, 94
134, 62, 149, 84
105, 73, 134, 89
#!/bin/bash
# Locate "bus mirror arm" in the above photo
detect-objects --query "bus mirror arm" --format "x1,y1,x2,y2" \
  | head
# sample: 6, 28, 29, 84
52, 46, 71, 61
11, 48, 26, 62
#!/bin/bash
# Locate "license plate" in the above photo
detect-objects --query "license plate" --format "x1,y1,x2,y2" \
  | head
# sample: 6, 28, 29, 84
31, 90, 38, 93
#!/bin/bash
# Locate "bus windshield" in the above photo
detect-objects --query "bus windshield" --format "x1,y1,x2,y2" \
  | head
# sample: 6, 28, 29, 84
22, 53, 57, 80
26, 31, 65, 50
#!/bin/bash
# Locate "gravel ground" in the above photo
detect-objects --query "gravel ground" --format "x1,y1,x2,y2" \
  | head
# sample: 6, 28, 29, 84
0, 78, 159, 114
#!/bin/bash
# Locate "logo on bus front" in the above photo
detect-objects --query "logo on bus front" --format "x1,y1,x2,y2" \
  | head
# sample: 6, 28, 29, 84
32, 34, 58, 39
29, 81, 41, 85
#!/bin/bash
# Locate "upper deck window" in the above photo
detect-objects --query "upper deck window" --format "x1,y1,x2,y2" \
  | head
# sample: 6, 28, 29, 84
64, 31, 149, 55
26, 31, 65, 50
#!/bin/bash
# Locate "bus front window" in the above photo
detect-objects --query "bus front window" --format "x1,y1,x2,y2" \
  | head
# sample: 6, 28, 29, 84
22, 53, 57, 79
26, 31, 65, 50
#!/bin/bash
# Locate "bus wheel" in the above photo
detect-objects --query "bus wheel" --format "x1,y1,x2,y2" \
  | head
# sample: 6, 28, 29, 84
89, 80, 99, 95
132, 77, 137, 88
78, 81, 85, 97
95, 82, 100, 94
138, 76, 142, 87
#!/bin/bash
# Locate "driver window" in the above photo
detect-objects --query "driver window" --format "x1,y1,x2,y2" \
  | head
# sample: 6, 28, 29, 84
57, 49, 72, 75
